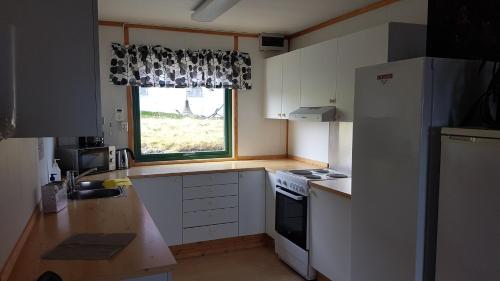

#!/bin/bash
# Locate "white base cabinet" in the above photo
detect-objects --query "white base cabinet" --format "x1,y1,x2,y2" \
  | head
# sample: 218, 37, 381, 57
265, 172, 278, 239
238, 171, 266, 236
133, 171, 266, 246
310, 187, 352, 281
132, 177, 183, 246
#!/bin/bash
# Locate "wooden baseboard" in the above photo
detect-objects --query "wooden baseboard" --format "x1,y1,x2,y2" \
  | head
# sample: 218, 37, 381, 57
0, 206, 40, 281
170, 234, 271, 259
288, 155, 329, 168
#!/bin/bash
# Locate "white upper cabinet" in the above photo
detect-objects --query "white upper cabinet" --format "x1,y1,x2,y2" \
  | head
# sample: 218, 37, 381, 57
263, 22, 426, 121
300, 38, 338, 107
265, 55, 283, 119
281, 50, 301, 118
335, 23, 426, 121
2, 0, 101, 137
336, 26, 389, 122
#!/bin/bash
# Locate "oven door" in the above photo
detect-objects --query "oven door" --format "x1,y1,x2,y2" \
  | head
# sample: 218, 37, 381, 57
275, 186, 308, 250
77, 147, 111, 173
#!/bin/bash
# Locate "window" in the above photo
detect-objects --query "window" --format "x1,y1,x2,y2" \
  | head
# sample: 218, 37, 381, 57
132, 87, 232, 162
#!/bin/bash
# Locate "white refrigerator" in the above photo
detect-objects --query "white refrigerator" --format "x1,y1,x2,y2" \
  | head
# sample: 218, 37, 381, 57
436, 128, 500, 281
351, 57, 492, 281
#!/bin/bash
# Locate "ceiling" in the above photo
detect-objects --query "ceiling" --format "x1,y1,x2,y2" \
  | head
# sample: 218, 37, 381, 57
98, 0, 379, 35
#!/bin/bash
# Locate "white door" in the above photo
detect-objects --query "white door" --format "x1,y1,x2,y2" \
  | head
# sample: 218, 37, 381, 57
436, 134, 500, 281
265, 172, 277, 239
281, 49, 301, 119
238, 171, 266, 236
336, 25, 389, 121
310, 187, 351, 281
132, 177, 183, 246
265, 55, 283, 119
300, 38, 338, 107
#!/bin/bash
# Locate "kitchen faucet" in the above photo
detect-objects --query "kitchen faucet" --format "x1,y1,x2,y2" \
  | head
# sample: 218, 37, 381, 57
66, 167, 98, 197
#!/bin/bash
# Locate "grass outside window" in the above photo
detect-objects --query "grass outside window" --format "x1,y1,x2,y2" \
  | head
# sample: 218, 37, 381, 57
132, 87, 232, 162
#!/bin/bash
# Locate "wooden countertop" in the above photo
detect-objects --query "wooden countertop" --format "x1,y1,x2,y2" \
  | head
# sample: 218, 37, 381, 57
8, 188, 176, 281
310, 178, 352, 199
85, 159, 324, 180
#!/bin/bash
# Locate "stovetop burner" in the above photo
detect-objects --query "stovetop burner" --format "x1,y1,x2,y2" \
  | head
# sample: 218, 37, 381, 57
305, 175, 322, 180
312, 169, 330, 174
290, 170, 313, 175
327, 173, 348, 178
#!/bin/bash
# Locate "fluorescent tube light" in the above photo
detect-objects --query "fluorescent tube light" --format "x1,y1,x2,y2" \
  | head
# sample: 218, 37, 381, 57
191, 0, 242, 22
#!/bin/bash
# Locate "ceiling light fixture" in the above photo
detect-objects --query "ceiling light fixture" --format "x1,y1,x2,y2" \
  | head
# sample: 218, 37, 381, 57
191, 0, 242, 22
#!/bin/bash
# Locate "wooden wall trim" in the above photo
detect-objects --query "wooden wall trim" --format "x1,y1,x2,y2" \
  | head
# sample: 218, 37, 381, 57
233, 36, 239, 160
0, 207, 39, 281
98, 20, 259, 38
288, 155, 329, 168
170, 234, 270, 259
98, 20, 125, 27
287, 0, 400, 39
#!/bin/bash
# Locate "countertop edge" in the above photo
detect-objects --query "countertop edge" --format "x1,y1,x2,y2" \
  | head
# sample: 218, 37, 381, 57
310, 181, 352, 199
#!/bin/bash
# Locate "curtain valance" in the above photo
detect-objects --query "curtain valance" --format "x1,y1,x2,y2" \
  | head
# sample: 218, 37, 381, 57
109, 43, 252, 90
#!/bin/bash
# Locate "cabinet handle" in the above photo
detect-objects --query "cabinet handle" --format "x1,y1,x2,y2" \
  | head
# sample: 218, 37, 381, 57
329, 98, 336, 104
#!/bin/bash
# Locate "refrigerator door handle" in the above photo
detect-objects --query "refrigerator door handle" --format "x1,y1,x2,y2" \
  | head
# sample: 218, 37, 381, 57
447, 136, 476, 143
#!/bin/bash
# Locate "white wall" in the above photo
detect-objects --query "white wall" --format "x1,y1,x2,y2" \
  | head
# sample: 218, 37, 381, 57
99, 26, 286, 156
0, 137, 53, 270
287, 0, 428, 165
288, 121, 329, 163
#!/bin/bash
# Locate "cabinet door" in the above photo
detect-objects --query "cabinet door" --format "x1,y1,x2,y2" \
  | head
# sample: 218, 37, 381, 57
5, 0, 101, 137
310, 187, 351, 281
238, 171, 266, 236
264, 55, 283, 119
300, 39, 338, 107
132, 177, 183, 246
336, 26, 388, 121
265, 172, 277, 239
281, 50, 301, 119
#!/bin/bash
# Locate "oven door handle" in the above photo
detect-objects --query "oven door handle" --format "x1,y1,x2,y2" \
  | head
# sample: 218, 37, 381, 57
276, 187, 304, 201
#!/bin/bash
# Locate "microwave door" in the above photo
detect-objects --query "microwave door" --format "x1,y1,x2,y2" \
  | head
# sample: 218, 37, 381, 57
78, 148, 108, 173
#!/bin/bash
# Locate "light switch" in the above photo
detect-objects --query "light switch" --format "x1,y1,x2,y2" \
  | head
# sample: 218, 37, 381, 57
115, 108, 125, 122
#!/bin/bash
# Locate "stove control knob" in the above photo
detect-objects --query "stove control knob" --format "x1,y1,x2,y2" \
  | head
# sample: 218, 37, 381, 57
300, 187, 305, 194
277, 179, 282, 184
283, 181, 287, 186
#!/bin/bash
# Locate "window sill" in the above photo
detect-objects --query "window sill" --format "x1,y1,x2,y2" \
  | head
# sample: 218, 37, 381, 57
131, 157, 236, 167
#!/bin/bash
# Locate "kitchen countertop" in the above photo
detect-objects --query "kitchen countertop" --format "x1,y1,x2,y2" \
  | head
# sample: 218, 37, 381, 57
85, 159, 324, 180
8, 188, 176, 281
310, 178, 352, 199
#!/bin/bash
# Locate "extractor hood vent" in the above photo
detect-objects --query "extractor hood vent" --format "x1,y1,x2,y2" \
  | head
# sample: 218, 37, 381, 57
289, 106, 336, 122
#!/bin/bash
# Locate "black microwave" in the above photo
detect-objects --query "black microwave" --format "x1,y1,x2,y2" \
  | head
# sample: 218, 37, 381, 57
58, 146, 116, 174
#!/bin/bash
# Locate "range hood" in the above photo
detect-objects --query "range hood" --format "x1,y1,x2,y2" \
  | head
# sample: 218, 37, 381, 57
289, 106, 336, 122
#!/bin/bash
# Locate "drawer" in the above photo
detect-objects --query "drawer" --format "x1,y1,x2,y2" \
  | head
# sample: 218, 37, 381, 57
183, 184, 238, 200
183, 196, 238, 212
183, 172, 238, 187
183, 222, 238, 244
183, 207, 238, 228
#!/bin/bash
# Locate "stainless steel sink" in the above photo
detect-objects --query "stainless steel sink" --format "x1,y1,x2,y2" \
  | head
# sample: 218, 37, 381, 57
71, 187, 124, 200
77, 180, 105, 190
70, 180, 124, 200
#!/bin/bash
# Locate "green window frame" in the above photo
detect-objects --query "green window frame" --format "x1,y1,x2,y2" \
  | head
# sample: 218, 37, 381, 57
132, 86, 232, 162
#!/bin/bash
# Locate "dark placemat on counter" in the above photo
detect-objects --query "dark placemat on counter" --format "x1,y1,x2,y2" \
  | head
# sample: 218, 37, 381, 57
42, 233, 136, 260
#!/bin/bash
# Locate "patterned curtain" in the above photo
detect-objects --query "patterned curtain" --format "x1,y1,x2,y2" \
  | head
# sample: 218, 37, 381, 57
109, 43, 252, 90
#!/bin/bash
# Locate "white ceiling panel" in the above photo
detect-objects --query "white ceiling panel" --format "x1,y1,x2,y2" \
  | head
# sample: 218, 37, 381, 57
98, 0, 379, 35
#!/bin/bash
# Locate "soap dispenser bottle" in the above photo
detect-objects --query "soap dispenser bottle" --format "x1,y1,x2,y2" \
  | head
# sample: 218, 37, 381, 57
50, 159, 61, 181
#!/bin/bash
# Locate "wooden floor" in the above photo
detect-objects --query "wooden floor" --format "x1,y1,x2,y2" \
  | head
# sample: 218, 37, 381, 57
171, 247, 305, 281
